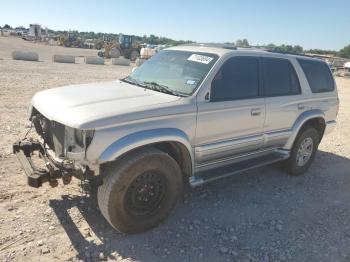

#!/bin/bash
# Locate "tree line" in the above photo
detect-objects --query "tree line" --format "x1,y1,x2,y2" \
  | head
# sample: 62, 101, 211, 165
234, 38, 350, 59
2, 24, 350, 58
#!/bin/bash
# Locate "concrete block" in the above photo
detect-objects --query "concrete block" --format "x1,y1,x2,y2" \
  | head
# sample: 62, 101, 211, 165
12, 51, 39, 61
85, 56, 105, 65
53, 54, 75, 63
111, 57, 130, 66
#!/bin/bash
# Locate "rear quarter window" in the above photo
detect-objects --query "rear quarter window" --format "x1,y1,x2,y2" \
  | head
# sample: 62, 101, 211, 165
298, 59, 335, 93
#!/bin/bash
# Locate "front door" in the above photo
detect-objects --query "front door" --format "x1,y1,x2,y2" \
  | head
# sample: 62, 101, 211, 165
195, 56, 265, 167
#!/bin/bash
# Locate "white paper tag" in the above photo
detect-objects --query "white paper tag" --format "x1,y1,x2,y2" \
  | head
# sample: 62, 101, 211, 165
186, 79, 197, 85
187, 54, 214, 64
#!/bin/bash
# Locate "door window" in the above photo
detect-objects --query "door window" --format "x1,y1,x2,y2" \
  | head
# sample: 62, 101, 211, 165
211, 56, 259, 102
263, 58, 301, 96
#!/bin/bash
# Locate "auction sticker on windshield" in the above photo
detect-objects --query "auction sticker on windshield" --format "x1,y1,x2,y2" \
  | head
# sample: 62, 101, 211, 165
187, 54, 214, 64
186, 79, 197, 85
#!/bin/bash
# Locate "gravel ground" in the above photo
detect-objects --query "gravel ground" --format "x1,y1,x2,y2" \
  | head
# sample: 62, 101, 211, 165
1, 36, 350, 262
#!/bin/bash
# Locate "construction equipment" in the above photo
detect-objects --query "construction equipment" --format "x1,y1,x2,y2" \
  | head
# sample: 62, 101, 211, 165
59, 33, 81, 48
97, 34, 140, 61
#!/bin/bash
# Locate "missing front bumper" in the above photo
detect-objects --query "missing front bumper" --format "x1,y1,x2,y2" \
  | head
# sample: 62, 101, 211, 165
12, 140, 79, 188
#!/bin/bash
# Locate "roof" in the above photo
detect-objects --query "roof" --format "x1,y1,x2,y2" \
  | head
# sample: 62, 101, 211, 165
166, 44, 236, 56
166, 43, 323, 62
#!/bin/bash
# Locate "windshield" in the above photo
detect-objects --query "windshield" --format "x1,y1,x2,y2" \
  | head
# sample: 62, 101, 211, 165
124, 50, 218, 96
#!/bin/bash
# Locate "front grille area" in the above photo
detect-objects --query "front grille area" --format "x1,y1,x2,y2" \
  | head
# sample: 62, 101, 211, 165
31, 108, 65, 157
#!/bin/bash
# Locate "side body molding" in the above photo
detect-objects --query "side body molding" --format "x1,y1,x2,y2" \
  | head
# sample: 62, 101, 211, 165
99, 128, 194, 168
283, 109, 325, 150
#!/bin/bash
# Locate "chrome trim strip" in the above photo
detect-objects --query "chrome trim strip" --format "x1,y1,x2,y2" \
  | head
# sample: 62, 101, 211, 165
196, 134, 263, 152
263, 129, 292, 147
195, 134, 264, 164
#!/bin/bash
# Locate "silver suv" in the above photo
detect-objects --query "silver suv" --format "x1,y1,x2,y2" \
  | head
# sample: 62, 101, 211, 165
13, 44, 338, 233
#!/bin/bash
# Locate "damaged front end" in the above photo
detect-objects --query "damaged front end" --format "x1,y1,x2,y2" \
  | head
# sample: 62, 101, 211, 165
13, 107, 95, 188
13, 140, 79, 188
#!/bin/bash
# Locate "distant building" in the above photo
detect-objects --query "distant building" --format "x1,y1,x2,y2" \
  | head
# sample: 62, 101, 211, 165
28, 24, 41, 38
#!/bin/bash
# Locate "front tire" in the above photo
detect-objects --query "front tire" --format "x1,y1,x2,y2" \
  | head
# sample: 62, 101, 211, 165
97, 148, 183, 234
285, 127, 320, 176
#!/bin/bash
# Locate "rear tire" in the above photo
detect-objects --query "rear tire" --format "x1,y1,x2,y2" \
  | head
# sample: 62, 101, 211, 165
97, 148, 183, 234
285, 127, 320, 176
130, 50, 139, 61
110, 48, 121, 58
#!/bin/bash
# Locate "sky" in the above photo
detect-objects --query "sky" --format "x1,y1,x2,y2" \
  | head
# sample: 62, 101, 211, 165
1, 0, 349, 50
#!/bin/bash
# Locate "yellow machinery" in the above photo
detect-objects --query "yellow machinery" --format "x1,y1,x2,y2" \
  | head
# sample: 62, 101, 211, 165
97, 34, 140, 61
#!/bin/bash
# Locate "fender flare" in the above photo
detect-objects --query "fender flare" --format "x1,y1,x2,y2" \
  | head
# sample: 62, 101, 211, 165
99, 128, 194, 169
284, 109, 325, 150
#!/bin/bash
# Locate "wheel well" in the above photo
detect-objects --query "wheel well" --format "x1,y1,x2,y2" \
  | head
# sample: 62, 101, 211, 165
300, 117, 326, 140
101, 142, 192, 179
153, 142, 192, 178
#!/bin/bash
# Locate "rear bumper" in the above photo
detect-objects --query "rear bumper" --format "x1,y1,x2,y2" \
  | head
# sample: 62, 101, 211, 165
325, 120, 336, 135
12, 140, 80, 188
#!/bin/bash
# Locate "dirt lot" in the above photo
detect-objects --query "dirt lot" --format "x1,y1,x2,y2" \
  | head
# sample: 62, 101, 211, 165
1, 36, 350, 262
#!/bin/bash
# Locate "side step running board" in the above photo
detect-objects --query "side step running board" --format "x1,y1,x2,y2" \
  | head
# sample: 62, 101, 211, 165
189, 151, 289, 187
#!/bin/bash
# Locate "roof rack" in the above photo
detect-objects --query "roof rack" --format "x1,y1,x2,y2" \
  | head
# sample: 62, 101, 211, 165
265, 50, 319, 59
181, 43, 237, 50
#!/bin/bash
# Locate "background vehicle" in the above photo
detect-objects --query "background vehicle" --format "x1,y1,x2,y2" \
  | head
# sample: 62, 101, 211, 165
97, 34, 140, 61
13, 44, 338, 233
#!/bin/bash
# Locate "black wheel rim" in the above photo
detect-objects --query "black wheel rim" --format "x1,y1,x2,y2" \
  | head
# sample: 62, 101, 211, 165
125, 171, 167, 216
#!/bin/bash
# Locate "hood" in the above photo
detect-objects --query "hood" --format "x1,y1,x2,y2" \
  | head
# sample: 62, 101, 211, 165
31, 80, 181, 129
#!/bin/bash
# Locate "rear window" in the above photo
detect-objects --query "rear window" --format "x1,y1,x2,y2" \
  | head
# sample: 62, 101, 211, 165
298, 59, 334, 93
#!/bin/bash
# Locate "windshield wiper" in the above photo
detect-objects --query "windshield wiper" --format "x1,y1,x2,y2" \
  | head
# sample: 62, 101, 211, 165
122, 77, 186, 97
121, 77, 146, 88
143, 81, 186, 97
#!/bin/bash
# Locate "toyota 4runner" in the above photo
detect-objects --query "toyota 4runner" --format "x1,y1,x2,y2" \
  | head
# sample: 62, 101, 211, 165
13, 44, 338, 233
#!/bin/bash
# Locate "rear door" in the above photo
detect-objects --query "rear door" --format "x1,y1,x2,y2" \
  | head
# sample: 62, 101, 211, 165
262, 57, 303, 148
